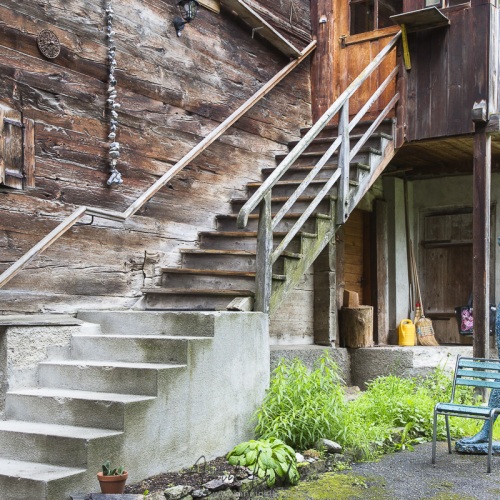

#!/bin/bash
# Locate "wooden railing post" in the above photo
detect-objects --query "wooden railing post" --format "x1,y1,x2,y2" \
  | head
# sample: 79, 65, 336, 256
336, 101, 350, 224
255, 192, 273, 313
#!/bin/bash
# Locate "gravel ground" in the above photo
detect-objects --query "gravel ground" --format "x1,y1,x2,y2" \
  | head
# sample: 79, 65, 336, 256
345, 441, 500, 500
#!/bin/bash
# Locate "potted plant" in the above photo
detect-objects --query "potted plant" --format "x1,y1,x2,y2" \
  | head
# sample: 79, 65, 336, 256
97, 460, 128, 494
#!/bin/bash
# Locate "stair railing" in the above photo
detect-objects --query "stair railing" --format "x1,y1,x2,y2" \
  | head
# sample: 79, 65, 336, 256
0, 41, 316, 290
237, 32, 402, 313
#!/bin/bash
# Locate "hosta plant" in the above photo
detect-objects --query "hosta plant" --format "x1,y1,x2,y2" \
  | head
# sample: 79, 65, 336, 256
227, 437, 299, 487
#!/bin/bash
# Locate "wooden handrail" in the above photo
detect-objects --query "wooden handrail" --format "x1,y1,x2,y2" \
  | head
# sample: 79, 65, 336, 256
0, 41, 316, 290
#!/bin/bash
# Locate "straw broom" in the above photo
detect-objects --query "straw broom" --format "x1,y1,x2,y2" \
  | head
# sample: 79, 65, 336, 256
409, 244, 439, 346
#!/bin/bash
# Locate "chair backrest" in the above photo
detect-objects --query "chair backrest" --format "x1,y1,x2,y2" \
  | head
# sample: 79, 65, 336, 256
454, 356, 500, 392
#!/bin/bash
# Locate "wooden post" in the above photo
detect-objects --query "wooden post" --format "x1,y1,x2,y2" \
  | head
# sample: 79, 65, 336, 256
255, 192, 273, 313
336, 102, 350, 225
342, 306, 374, 348
472, 123, 491, 359
374, 200, 389, 344
314, 239, 337, 346
310, 0, 335, 121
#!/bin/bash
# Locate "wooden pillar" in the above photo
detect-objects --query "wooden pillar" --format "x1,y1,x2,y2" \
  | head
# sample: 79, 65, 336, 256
310, 0, 335, 121
374, 200, 389, 344
472, 123, 491, 359
314, 239, 337, 346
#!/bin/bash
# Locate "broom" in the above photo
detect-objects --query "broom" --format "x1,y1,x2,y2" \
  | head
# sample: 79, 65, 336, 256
410, 244, 440, 346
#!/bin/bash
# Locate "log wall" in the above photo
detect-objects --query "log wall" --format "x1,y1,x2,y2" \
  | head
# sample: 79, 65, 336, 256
0, 0, 312, 314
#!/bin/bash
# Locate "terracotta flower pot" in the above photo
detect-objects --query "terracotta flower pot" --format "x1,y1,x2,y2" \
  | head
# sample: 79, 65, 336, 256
97, 471, 128, 494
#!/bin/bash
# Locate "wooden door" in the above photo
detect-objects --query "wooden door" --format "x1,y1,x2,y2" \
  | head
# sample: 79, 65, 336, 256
421, 209, 495, 345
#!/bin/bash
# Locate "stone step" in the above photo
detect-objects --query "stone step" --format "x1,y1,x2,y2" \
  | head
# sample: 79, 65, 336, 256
76, 310, 218, 337
71, 334, 209, 364
0, 420, 122, 467
141, 288, 254, 311
199, 230, 316, 253
0, 457, 86, 500
39, 360, 186, 396
6, 387, 155, 430
180, 248, 302, 273
274, 146, 381, 167
230, 194, 336, 216
159, 268, 285, 291
246, 178, 358, 198
216, 212, 319, 234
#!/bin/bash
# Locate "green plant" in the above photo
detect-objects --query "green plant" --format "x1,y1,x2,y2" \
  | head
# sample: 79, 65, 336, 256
227, 438, 299, 487
102, 460, 125, 476
255, 352, 347, 450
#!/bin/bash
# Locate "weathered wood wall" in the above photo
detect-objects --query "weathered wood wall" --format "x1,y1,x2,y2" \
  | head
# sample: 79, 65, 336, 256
0, 0, 312, 314
405, 1, 489, 140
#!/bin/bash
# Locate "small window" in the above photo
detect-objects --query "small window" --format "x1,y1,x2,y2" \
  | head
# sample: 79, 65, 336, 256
0, 103, 35, 190
350, 0, 403, 35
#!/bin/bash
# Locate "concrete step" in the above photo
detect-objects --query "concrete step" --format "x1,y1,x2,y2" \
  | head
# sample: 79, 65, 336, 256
0, 457, 86, 500
0, 420, 122, 467
6, 387, 155, 430
141, 288, 254, 311
71, 334, 209, 364
76, 310, 218, 337
199, 230, 316, 253
180, 248, 302, 273
39, 360, 186, 396
230, 194, 336, 216
159, 268, 286, 291
260, 162, 370, 182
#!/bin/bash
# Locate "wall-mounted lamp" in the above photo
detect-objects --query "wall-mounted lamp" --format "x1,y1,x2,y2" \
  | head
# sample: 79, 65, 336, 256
173, 0, 199, 37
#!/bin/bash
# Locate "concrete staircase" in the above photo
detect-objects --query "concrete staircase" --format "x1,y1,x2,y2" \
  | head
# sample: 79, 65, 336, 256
0, 311, 268, 499
142, 121, 396, 312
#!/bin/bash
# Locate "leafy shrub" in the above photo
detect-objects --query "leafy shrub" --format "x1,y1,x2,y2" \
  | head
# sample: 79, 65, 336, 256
102, 460, 125, 476
227, 438, 299, 486
254, 353, 347, 450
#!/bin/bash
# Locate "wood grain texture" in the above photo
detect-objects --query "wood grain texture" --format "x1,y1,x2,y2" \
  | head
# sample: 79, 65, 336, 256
0, 0, 312, 314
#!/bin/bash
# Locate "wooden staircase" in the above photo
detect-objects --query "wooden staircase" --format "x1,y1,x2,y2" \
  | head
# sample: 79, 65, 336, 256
141, 120, 396, 313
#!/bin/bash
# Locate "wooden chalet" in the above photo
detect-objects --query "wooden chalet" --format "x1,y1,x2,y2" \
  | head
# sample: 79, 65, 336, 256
0, 0, 499, 496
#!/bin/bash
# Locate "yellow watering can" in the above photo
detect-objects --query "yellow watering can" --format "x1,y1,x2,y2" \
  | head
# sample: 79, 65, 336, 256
398, 319, 416, 346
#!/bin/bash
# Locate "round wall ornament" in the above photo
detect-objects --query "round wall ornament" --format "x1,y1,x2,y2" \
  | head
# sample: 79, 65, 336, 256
37, 29, 61, 59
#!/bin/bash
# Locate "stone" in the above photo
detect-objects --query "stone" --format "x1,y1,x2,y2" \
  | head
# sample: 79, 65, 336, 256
208, 491, 237, 499
191, 489, 209, 498
145, 492, 169, 500
295, 452, 306, 463
203, 478, 229, 492
318, 438, 342, 454
164, 485, 195, 499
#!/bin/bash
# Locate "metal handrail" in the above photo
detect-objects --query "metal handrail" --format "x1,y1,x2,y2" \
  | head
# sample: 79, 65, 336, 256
0, 41, 316, 290
237, 32, 402, 312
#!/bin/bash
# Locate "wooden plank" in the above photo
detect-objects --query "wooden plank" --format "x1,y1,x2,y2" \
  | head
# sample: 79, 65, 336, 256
22, 117, 35, 188
390, 7, 450, 32
472, 124, 491, 359
374, 199, 389, 344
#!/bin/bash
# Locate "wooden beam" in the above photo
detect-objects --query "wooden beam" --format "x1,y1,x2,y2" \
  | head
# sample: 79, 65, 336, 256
374, 199, 389, 344
220, 0, 301, 58
472, 123, 491, 359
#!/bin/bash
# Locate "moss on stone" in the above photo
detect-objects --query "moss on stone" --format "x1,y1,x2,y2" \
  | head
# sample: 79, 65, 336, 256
273, 472, 394, 500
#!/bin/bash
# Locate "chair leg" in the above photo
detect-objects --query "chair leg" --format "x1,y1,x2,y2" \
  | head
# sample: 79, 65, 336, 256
445, 415, 452, 454
432, 410, 438, 464
488, 416, 494, 473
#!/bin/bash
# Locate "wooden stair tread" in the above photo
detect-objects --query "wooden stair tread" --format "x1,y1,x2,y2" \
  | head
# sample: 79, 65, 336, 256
199, 230, 317, 238
275, 146, 382, 160
159, 268, 286, 280
299, 118, 394, 136
261, 163, 369, 174
179, 248, 303, 259
231, 194, 337, 203
247, 179, 359, 188
217, 212, 331, 220
287, 132, 393, 147
141, 288, 254, 296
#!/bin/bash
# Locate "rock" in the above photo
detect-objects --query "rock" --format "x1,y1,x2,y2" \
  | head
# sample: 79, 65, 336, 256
164, 485, 195, 499
208, 491, 237, 499
318, 438, 343, 454
145, 493, 169, 500
191, 489, 209, 498
203, 478, 229, 492
295, 452, 306, 463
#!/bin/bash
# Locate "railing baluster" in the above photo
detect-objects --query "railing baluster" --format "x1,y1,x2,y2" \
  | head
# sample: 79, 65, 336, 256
255, 191, 273, 313
336, 101, 350, 225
